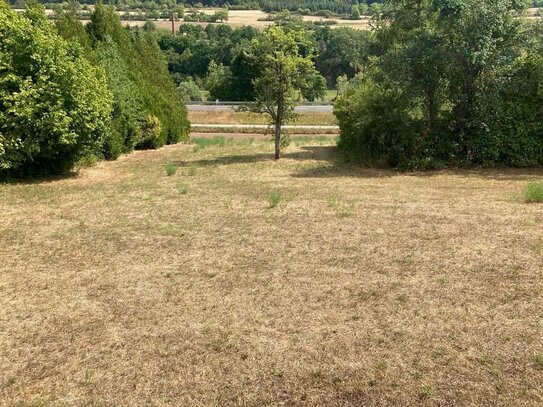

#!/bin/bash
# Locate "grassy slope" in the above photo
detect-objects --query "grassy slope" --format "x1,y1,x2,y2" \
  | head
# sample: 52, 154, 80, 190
1, 137, 543, 406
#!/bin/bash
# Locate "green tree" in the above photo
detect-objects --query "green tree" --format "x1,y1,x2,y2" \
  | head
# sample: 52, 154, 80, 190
250, 25, 325, 159
335, 74, 349, 96
87, 4, 189, 148
178, 78, 204, 102
0, 2, 112, 175
336, 0, 540, 168
205, 60, 232, 101
214, 8, 228, 22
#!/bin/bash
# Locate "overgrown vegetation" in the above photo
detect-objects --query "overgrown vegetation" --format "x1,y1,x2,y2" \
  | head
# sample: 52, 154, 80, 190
523, 181, 543, 203
0, 2, 112, 175
267, 190, 282, 207
0, 2, 189, 176
335, 0, 543, 168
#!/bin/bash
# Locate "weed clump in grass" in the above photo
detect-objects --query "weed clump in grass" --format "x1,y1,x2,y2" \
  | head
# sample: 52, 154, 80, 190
188, 166, 197, 176
523, 181, 543, 203
419, 384, 433, 399
533, 354, 543, 368
268, 191, 282, 208
326, 195, 338, 207
165, 163, 177, 176
177, 182, 188, 194
326, 194, 355, 217
337, 202, 355, 217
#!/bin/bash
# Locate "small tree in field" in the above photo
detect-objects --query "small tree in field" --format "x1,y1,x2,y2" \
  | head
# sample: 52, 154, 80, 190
250, 25, 325, 159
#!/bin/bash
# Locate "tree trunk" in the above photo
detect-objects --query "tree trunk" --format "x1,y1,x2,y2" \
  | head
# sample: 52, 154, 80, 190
274, 121, 281, 160
274, 101, 283, 160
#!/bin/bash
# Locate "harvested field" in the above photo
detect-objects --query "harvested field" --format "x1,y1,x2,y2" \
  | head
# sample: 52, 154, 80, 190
1, 137, 543, 406
71, 9, 372, 30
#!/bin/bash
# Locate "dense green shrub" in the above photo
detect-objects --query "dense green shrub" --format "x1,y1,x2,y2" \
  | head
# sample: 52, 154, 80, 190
96, 41, 145, 159
139, 115, 162, 149
129, 28, 190, 145
58, 4, 190, 152
0, 3, 112, 175
336, 0, 543, 169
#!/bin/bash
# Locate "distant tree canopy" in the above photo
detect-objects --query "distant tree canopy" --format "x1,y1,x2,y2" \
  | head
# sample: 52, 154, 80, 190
157, 21, 372, 101
335, 0, 543, 169
158, 24, 262, 101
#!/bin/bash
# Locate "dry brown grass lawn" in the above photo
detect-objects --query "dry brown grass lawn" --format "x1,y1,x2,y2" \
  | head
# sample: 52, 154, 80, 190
1, 137, 543, 406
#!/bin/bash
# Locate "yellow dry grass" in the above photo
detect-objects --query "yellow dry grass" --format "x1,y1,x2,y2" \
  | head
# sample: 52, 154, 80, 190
116, 9, 372, 30
188, 110, 337, 125
1, 137, 543, 406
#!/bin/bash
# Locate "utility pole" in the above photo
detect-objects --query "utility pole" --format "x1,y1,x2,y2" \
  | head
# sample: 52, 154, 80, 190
171, 0, 177, 36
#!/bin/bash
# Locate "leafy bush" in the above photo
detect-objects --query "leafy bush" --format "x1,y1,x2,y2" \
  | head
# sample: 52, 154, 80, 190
0, 3, 112, 175
178, 79, 205, 102
139, 115, 162, 149
59, 4, 190, 151
165, 163, 177, 176
96, 41, 144, 159
335, 0, 543, 169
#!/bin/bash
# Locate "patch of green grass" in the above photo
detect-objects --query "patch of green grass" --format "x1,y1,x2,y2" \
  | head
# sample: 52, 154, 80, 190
177, 182, 188, 194
523, 181, 543, 203
190, 136, 226, 149
268, 191, 282, 208
337, 202, 355, 217
326, 194, 355, 217
419, 384, 433, 399
326, 195, 338, 207
84, 370, 94, 384
533, 354, 543, 368
165, 163, 177, 176
157, 224, 185, 237
188, 166, 198, 176
478, 354, 491, 365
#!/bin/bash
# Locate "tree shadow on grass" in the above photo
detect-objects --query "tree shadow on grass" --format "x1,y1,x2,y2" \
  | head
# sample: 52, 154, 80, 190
0, 171, 80, 185
172, 143, 543, 181
172, 153, 273, 168
171, 145, 336, 168
291, 147, 543, 181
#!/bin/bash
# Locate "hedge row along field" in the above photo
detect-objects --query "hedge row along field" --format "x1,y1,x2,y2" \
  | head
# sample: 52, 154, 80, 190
0, 2, 189, 177
335, 0, 543, 169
